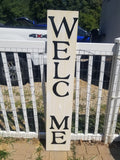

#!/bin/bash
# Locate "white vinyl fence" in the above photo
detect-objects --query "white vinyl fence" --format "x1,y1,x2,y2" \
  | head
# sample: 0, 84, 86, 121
0, 39, 120, 143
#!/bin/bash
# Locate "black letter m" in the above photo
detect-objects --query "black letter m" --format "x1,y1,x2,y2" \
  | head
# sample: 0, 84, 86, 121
50, 116, 69, 130
48, 16, 78, 39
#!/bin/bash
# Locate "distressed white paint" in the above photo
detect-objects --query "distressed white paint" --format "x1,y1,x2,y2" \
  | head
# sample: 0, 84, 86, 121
85, 56, 93, 135
1, 52, 20, 132
0, 36, 120, 144
0, 86, 10, 131
39, 54, 46, 116
75, 55, 81, 134
104, 38, 120, 143
14, 53, 29, 132
27, 53, 38, 134
94, 56, 106, 135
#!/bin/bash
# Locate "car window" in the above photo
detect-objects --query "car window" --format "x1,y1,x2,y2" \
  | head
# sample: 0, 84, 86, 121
36, 24, 47, 30
78, 27, 87, 36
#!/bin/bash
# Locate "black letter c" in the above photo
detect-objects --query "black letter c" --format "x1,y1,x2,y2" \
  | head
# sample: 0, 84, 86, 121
53, 81, 69, 97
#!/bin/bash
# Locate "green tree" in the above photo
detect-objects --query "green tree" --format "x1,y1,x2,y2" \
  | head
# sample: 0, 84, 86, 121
29, 0, 102, 31
0, 0, 30, 25
0, 0, 102, 31
79, 0, 102, 31
29, 0, 54, 23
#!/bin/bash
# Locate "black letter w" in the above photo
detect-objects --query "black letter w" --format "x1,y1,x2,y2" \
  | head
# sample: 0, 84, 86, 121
48, 16, 78, 39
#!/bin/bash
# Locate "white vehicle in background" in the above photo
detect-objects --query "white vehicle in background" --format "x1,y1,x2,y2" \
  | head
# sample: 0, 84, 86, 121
0, 20, 47, 85
0, 17, 90, 85
0, 26, 47, 63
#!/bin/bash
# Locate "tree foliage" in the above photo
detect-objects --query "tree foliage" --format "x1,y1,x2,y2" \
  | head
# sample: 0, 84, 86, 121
0, 0, 30, 25
0, 0, 102, 31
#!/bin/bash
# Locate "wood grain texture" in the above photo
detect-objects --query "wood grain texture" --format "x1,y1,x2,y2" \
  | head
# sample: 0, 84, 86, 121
46, 10, 78, 151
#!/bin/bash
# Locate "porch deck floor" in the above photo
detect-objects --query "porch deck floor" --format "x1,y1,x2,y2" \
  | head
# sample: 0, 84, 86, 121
0, 138, 118, 160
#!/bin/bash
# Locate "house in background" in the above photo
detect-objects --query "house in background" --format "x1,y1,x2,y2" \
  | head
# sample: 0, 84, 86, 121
99, 0, 120, 43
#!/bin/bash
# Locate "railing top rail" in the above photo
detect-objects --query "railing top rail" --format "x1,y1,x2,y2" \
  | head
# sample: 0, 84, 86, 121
76, 42, 114, 56
0, 40, 46, 53
0, 40, 115, 56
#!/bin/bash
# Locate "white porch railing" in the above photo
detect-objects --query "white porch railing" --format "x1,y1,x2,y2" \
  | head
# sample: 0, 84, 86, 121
0, 39, 120, 143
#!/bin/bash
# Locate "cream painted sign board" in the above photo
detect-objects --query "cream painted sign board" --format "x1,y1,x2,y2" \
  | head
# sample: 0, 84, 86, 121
46, 10, 78, 151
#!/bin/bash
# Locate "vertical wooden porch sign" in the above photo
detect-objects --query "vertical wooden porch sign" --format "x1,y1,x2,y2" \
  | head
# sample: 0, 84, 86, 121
46, 10, 78, 151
